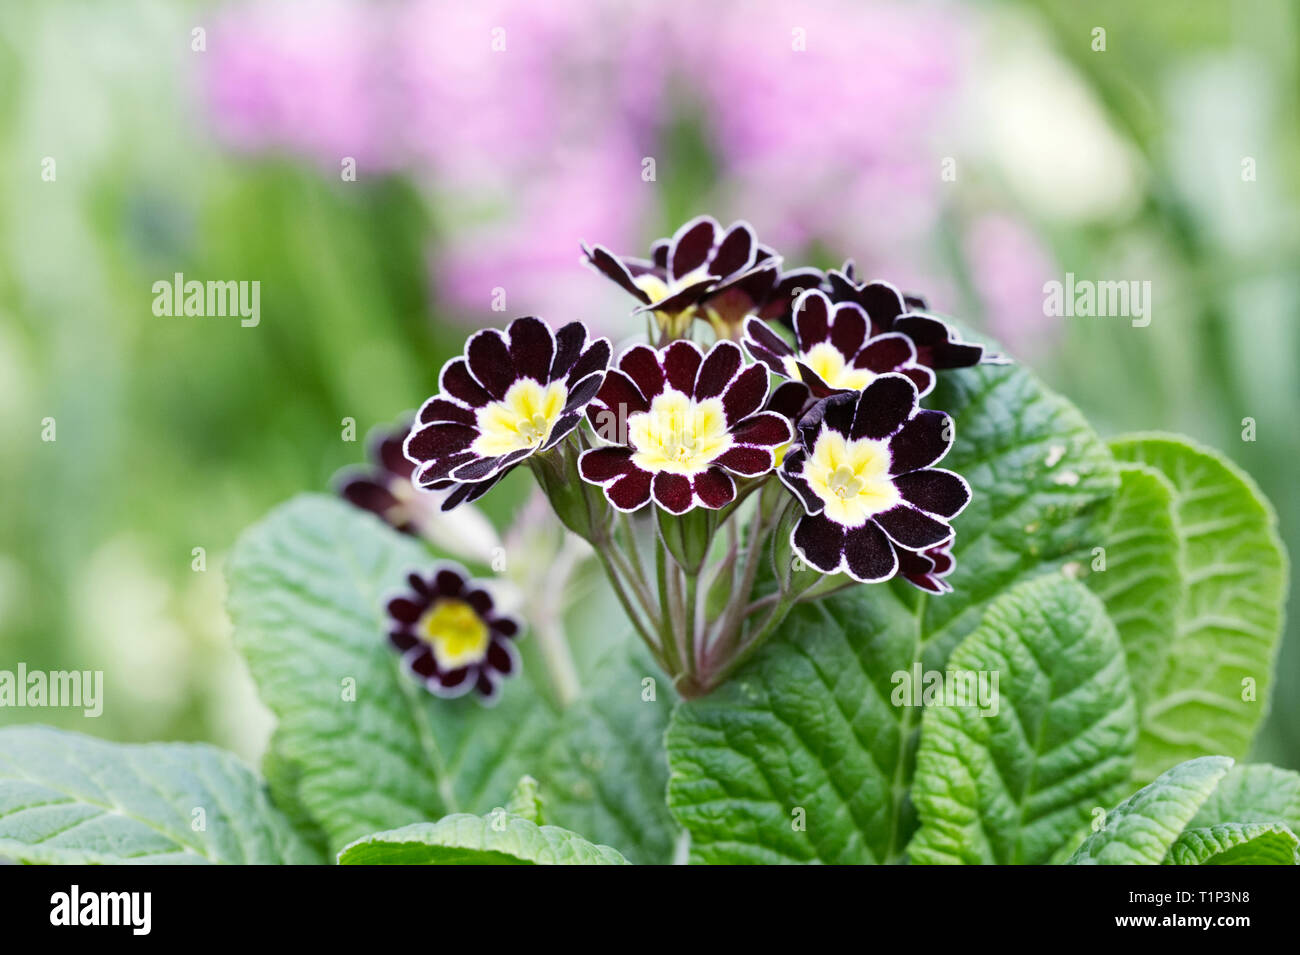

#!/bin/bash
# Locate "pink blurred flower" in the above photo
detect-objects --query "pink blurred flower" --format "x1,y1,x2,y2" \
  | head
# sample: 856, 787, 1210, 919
964, 213, 1059, 360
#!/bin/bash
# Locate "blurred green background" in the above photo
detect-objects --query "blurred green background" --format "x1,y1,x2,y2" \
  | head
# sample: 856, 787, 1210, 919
1, 0, 1295, 769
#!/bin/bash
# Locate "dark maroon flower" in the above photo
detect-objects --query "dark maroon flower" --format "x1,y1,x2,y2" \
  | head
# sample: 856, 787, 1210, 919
404, 316, 610, 510
744, 289, 937, 399
386, 564, 522, 703
579, 340, 792, 513
897, 541, 956, 594
778, 375, 970, 583
335, 417, 422, 534
582, 215, 806, 339
825, 262, 1004, 369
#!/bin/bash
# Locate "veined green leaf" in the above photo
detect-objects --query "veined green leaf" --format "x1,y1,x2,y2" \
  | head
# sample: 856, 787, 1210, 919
1068, 756, 1232, 864
667, 360, 1118, 863
1111, 434, 1288, 783
338, 813, 628, 865
1085, 462, 1181, 712
0, 726, 322, 865
909, 575, 1136, 864
226, 495, 675, 861
1164, 822, 1299, 865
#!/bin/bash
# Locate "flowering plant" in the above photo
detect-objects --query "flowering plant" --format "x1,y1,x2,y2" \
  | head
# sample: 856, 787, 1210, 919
1, 218, 1289, 868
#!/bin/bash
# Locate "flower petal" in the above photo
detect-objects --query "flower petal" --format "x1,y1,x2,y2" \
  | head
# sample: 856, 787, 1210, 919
710, 221, 757, 277
853, 332, 916, 374
607, 468, 653, 511
873, 504, 953, 550
620, 344, 666, 399
466, 328, 515, 399
893, 468, 971, 519
670, 215, 720, 279
567, 337, 611, 386
893, 314, 985, 369
440, 358, 493, 408
731, 411, 793, 447
850, 373, 918, 440
580, 446, 635, 482
889, 409, 954, 474
829, 303, 868, 357
721, 363, 768, 425
792, 512, 846, 574
418, 397, 476, 427
663, 340, 704, 394
581, 243, 653, 304
551, 321, 588, 378
793, 289, 832, 346
715, 446, 774, 476
594, 368, 649, 417
843, 521, 899, 582
652, 471, 694, 514
694, 340, 743, 399
778, 449, 824, 515
405, 422, 478, 464
507, 316, 554, 383
694, 468, 736, 509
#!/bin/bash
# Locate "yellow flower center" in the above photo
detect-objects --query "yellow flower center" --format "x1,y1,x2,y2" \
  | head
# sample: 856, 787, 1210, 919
416, 598, 490, 670
472, 378, 568, 457
790, 342, 876, 392
627, 389, 733, 476
804, 429, 900, 526
633, 270, 710, 337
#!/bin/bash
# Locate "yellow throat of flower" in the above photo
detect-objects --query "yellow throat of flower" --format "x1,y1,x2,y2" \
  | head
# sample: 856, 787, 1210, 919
792, 342, 877, 392
416, 598, 490, 670
472, 378, 568, 457
804, 429, 900, 526
627, 389, 733, 476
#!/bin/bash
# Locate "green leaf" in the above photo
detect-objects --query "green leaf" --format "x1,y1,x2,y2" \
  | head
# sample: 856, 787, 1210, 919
337, 814, 629, 865
0, 726, 322, 864
1190, 763, 1300, 833
909, 575, 1136, 864
1068, 756, 1233, 865
1164, 823, 1299, 865
506, 775, 544, 824
667, 361, 1119, 863
1110, 434, 1288, 783
1084, 462, 1181, 711
227, 495, 676, 861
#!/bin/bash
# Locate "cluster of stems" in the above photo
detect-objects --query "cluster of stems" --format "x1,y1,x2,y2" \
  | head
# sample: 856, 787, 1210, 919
529, 434, 853, 698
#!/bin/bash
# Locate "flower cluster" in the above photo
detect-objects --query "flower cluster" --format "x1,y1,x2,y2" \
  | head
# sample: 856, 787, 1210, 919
330, 217, 1002, 701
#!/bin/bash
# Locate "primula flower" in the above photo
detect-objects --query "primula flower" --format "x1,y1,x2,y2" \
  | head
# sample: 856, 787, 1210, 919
335, 417, 422, 533
743, 288, 937, 399
779, 376, 970, 583
825, 263, 1003, 369
581, 215, 784, 339
404, 316, 610, 509
386, 565, 522, 702
896, 541, 955, 594
580, 340, 792, 513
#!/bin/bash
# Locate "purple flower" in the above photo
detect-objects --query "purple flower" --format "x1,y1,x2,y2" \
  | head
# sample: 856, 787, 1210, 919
825, 264, 1003, 369
386, 564, 522, 702
779, 376, 970, 583
334, 417, 421, 533
744, 289, 936, 402
582, 215, 807, 339
897, 541, 956, 594
579, 340, 792, 513
404, 316, 610, 509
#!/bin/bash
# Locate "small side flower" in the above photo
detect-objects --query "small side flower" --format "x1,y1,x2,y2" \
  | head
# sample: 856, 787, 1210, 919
579, 340, 792, 513
404, 315, 610, 509
386, 564, 522, 703
744, 288, 936, 398
779, 375, 970, 583
334, 416, 421, 533
896, 540, 956, 594
825, 262, 1006, 368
